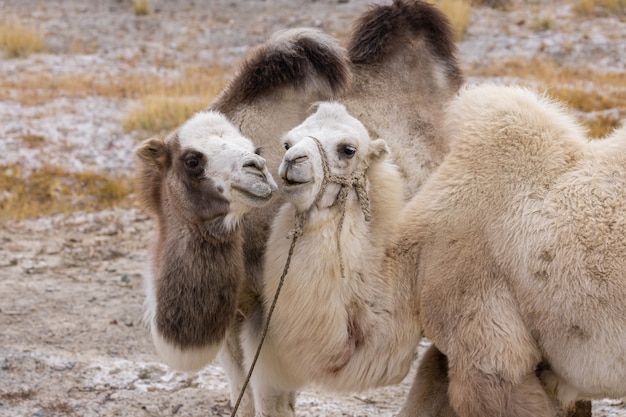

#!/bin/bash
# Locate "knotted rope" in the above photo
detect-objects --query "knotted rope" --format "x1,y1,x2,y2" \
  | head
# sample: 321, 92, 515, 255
230, 136, 372, 416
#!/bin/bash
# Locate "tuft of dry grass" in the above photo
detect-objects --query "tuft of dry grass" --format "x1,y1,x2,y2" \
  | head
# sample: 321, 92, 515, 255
573, 0, 626, 15
133, 0, 151, 16
123, 95, 208, 135
0, 164, 134, 221
427, 0, 473, 40
585, 114, 622, 138
528, 17, 553, 31
473, 0, 511, 8
122, 65, 229, 136
0, 18, 45, 58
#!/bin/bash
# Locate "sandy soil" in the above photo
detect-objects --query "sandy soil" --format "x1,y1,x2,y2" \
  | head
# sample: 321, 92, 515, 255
1, 1, 625, 416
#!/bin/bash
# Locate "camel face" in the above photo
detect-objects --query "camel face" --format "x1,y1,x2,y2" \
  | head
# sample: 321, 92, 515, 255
136, 111, 277, 229
177, 112, 277, 215
278, 102, 383, 212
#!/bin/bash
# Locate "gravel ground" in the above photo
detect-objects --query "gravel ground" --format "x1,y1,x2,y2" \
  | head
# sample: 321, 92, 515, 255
0, 1, 625, 416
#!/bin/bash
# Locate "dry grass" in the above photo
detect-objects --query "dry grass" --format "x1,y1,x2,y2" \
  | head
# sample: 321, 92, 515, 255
122, 65, 229, 136
473, 0, 511, 8
468, 57, 626, 137
585, 114, 622, 138
0, 18, 45, 58
133, 0, 151, 16
0, 64, 228, 220
123, 95, 209, 135
573, 0, 626, 15
0, 164, 134, 221
428, 0, 473, 40
1, 65, 227, 105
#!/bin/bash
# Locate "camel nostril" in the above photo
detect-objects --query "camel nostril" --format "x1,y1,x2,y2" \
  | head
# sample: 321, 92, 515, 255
243, 156, 266, 172
287, 155, 308, 165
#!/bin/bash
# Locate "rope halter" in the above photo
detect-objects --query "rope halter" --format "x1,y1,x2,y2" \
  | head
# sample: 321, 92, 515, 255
288, 136, 373, 280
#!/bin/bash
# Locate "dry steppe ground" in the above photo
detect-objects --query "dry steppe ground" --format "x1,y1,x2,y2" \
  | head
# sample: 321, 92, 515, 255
0, 1, 625, 416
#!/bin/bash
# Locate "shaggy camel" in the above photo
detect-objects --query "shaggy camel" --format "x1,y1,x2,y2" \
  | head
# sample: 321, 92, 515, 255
241, 102, 420, 415
398, 84, 625, 416
134, 111, 277, 371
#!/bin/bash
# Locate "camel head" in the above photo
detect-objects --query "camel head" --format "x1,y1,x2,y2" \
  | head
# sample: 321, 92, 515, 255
135, 110, 278, 233
278, 101, 388, 213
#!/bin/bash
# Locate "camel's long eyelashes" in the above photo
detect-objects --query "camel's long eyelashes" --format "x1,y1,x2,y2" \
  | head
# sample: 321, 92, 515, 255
338, 144, 357, 159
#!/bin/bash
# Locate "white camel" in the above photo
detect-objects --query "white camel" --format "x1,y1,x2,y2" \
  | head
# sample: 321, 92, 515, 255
242, 102, 420, 415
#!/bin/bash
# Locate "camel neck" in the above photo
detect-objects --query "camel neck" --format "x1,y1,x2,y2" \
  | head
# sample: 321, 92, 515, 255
152, 215, 244, 349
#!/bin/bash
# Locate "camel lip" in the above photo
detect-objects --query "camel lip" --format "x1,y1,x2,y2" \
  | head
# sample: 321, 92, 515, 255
281, 179, 312, 189
231, 184, 274, 204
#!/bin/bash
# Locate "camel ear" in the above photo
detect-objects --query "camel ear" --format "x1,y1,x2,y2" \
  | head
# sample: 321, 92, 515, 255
369, 138, 389, 162
135, 137, 168, 170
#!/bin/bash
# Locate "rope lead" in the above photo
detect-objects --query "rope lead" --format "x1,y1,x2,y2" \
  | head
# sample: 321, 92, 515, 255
230, 136, 372, 416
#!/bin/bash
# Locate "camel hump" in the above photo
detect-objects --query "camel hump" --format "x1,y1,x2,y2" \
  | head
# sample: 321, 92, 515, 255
348, 0, 461, 79
212, 27, 351, 114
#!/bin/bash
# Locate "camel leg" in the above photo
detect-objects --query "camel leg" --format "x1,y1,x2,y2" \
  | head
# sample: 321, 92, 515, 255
218, 325, 255, 417
447, 361, 559, 417
241, 307, 296, 417
398, 344, 457, 417
401, 345, 593, 417
251, 387, 296, 417
565, 401, 592, 417
246, 349, 296, 417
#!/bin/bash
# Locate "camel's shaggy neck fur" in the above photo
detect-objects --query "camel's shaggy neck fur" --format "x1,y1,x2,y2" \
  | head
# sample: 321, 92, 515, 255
135, 111, 276, 372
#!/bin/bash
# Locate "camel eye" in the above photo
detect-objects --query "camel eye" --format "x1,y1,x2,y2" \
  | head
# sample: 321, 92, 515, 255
340, 145, 357, 159
186, 157, 199, 168
181, 151, 204, 175
283, 142, 290, 151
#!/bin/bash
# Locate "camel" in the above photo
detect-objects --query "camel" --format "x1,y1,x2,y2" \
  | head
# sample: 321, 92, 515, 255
399, 84, 626, 416
134, 110, 277, 372
241, 102, 420, 415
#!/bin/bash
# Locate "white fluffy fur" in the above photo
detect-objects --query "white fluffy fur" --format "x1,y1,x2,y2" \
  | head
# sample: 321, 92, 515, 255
243, 103, 421, 416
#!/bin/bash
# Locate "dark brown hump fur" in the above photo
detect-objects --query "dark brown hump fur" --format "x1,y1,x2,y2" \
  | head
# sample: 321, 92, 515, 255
212, 28, 351, 115
348, 0, 463, 86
